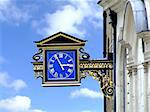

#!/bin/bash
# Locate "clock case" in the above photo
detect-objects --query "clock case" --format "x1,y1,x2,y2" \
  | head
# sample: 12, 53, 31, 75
34, 32, 86, 87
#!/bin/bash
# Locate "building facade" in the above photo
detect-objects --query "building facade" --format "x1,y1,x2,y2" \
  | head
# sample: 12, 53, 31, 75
98, 0, 150, 112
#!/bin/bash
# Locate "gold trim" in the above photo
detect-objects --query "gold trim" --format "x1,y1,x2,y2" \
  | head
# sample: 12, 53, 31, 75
36, 33, 85, 45
37, 43, 85, 46
43, 46, 81, 50
43, 48, 46, 83
77, 48, 80, 83
80, 60, 113, 69
42, 83, 81, 87
33, 64, 43, 71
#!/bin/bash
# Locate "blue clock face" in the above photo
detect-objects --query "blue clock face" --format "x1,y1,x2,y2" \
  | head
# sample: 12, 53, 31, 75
46, 50, 77, 80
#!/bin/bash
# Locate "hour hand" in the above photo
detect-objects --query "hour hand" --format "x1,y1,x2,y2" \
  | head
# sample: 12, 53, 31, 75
62, 64, 73, 67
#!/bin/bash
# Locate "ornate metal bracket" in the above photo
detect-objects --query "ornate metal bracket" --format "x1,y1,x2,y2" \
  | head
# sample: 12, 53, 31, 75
32, 48, 113, 98
80, 70, 113, 98
80, 59, 113, 98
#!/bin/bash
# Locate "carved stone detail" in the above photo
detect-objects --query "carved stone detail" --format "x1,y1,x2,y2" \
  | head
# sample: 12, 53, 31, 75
143, 62, 148, 73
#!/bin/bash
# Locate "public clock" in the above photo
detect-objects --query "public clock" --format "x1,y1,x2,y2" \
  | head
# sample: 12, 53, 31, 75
45, 50, 77, 80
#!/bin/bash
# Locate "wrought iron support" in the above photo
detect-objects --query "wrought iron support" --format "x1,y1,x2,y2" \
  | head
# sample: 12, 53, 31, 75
80, 59, 113, 98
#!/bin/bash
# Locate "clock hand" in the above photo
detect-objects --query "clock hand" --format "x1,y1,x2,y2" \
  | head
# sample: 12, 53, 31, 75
54, 55, 64, 70
62, 64, 73, 67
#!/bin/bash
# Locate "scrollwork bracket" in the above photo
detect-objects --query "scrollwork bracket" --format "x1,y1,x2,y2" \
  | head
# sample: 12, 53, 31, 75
32, 48, 43, 62
80, 69, 113, 98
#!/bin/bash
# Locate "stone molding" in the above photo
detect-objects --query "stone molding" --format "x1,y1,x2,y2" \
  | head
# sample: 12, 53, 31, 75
98, 0, 125, 12
127, 66, 137, 76
142, 62, 149, 73
138, 31, 150, 62
138, 30, 150, 50
127, 62, 150, 76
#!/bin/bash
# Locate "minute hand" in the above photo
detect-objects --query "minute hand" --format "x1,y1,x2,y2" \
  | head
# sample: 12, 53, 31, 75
55, 55, 64, 70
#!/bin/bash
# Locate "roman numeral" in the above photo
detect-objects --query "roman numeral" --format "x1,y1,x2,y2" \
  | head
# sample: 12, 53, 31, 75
68, 68, 72, 73
59, 53, 63, 58
50, 68, 55, 73
54, 72, 58, 78
48, 64, 53, 68
64, 54, 68, 59
50, 59, 55, 63
60, 73, 63, 78
65, 73, 69, 78
68, 59, 72, 62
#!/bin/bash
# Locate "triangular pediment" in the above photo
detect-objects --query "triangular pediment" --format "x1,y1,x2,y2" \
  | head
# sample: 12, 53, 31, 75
35, 32, 86, 47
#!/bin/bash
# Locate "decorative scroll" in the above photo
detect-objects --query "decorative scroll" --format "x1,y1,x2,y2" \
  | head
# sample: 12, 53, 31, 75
77, 17, 113, 98
80, 69, 113, 98
32, 48, 43, 62
80, 70, 100, 81
79, 48, 90, 60
100, 70, 113, 98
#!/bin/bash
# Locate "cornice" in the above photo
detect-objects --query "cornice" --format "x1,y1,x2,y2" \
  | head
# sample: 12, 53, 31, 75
137, 30, 150, 42
98, 0, 125, 12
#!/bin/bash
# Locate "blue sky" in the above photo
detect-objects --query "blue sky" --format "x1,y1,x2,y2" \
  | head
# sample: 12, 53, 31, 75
0, 0, 104, 112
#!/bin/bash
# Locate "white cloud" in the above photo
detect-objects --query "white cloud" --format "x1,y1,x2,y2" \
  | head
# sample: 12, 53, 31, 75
30, 110, 46, 112
10, 79, 27, 91
0, 72, 27, 91
0, 96, 46, 112
0, 0, 30, 25
81, 110, 92, 112
0, 96, 30, 112
32, 0, 102, 37
81, 109, 97, 112
70, 88, 103, 99
0, 0, 9, 8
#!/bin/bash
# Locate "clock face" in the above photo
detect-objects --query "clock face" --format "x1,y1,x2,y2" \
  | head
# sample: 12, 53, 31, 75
46, 50, 77, 80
